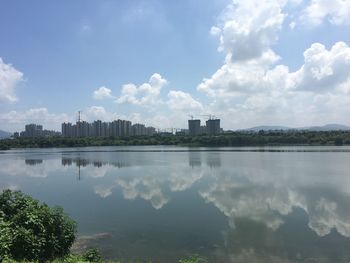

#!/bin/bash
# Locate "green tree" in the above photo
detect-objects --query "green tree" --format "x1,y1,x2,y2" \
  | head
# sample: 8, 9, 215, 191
0, 190, 77, 262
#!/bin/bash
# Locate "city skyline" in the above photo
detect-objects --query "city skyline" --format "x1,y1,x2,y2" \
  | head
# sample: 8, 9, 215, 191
1, 1, 350, 132
14, 114, 222, 138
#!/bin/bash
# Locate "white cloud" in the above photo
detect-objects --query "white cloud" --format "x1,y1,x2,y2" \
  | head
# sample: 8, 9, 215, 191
0, 57, 24, 103
198, 41, 350, 128
197, 0, 350, 129
301, 0, 350, 26
0, 108, 70, 132
92, 86, 114, 100
289, 21, 296, 29
198, 51, 282, 98
214, 0, 285, 62
116, 73, 167, 106
167, 90, 203, 111
84, 106, 124, 122
289, 41, 350, 92
210, 26, 221, 36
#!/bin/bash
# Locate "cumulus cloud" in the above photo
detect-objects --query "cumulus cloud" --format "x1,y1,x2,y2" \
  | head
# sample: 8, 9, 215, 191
214, 0, 285, 61
300, 0, 350, 26
84, 106, 124, 122
0, 108, 70, 132
198, 51, 282, 98
289, 42, 350, 92
0, 57, 24, 103
197, 0, 350, 129
116, 73, 167, 106
167, 90, 203, 111
92, 86, 114, 100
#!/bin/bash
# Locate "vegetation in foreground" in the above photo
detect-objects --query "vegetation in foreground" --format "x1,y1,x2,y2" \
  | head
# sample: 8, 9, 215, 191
1, 130, 350, 150
0, 190, 206, 263
0, 190, 76, 262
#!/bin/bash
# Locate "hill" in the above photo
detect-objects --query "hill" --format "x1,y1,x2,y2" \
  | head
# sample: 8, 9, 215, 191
0, 129, 12, 139
244, 124, 350, 132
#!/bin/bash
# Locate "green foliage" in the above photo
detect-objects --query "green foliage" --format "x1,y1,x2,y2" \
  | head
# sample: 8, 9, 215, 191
0, 190, 77, 262
178, 255, 207, 263
82, 249, 102, 262
2, 130, 350, 149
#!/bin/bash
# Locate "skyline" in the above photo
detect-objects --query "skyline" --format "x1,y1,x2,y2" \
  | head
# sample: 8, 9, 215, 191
1, 0, 350, 132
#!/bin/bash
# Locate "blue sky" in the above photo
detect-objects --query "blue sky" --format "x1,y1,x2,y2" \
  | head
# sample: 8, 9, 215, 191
1, 0, 350, 132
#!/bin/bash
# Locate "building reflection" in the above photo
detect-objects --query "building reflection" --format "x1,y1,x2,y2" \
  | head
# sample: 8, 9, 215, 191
25, 159, 43, 166
61, 157, 129, 168
188, 151, 202, 167
206, 152, 221, 168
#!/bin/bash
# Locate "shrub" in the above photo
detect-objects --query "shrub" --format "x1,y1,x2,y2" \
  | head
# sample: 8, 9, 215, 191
82, 248, 102, 262
179, 255, 207, 263
0, 190, 77, 262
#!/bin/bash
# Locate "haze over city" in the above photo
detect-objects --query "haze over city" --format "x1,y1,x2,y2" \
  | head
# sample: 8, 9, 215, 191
1, 0, 350, 132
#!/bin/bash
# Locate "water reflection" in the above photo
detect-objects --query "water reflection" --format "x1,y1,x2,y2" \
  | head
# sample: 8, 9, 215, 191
61, 157, 129, 168
188, 151, 202, 167
1, 148, 350, 262
25, 159, 43, 165
206, 152, 221, 168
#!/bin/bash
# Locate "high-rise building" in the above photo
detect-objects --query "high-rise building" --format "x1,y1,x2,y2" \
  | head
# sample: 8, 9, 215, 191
188, 119, 201, 136
60, 119, 156, 138
206, 119, 221, 135
124, 120, 132, 136
76, 121, 89, 137
132, 123, 147, 136
91, 120, 102, 137
24, 124, 43, 137
101, 122, 109, 137
146, 126, 156, 136
62, 122, 73, 137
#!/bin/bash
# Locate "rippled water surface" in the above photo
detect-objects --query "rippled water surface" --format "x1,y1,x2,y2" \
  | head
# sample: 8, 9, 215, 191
1, 146, 350, 262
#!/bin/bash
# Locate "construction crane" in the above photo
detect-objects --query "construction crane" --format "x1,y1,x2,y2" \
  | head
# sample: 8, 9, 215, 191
164, 128, 182, 134
77, 110, 82, 123
188, 114, 194, 120
200, 114, 217, 120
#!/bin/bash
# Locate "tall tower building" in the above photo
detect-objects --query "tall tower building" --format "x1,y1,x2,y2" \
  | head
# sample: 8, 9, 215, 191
188, 119, 201, 136
206, 119, 221, 135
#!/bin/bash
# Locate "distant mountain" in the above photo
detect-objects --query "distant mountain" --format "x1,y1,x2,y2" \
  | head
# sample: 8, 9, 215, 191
0, 130, 12, 139
244, 125, 292, 131
243, 124, 350, 132
303, 124, 350, 131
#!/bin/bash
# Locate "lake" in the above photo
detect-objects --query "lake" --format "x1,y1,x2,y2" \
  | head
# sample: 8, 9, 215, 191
1, 146, 350, 262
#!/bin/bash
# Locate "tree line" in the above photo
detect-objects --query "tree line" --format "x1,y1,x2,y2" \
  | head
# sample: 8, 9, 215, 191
1, 130, 350, 150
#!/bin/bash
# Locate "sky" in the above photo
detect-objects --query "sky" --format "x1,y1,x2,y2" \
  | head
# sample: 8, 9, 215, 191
1, 0, 350, 132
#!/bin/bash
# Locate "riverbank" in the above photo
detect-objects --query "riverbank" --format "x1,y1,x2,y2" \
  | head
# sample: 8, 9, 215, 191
0, 131, 349, 150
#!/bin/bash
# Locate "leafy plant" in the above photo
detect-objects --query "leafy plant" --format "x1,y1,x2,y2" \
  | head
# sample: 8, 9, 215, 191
82, 248, 102, 262
0, 190, 77, 262
178, 255, 207, 263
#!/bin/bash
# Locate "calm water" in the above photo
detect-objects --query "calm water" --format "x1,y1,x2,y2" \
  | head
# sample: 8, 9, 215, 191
1, 146, 350, 262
